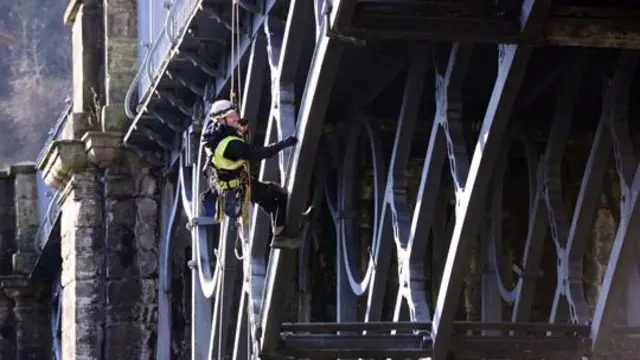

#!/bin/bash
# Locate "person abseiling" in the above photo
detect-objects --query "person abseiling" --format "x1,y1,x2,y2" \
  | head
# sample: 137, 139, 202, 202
201, 99, 301, 249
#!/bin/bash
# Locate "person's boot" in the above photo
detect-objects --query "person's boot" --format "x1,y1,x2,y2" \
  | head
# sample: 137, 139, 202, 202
270, 225, 302, 249
270, 205, 314, 249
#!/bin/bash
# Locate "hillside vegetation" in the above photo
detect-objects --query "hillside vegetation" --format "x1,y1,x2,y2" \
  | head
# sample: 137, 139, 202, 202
0, 0, 71, 164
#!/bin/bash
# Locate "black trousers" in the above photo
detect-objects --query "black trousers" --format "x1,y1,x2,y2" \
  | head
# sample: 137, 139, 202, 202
250, 178, 288, 229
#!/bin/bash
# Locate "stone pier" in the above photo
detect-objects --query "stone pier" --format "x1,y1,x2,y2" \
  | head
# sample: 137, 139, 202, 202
2, 276, 50, 359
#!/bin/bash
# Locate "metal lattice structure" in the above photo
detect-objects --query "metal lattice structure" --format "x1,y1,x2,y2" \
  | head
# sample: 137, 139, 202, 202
117, 0, 640, 359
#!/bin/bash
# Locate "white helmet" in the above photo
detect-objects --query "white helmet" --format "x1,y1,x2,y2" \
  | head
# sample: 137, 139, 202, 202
207, 99, 237, 120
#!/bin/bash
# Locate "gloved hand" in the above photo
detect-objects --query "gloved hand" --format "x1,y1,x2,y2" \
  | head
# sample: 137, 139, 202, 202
282, 135, 298, 148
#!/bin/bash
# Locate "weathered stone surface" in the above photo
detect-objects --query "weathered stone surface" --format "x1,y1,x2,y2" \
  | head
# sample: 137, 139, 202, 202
7, 163, 40, 275
136, 173, 157, 198
136, 250, 158, 277
103, 0, 137, 132
0, 174, 15, 275
62, 112, 94, 140
0, 288, 14, 359
62, 280, 105, 359
105, 303, 157, 324
83, 131, 125, 167
59, 170, 106, 360
10, 253, 39, 275
106, 249, 136, 278
38, 140, 89, 190
71, 3, 104, 117
104, 323, 155, 360
105, 172, 136, 199
107, 199, 136, 226
2, 276, 51, 360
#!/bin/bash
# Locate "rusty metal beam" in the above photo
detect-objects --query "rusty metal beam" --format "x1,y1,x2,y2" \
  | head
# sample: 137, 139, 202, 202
339, 4, 640, 49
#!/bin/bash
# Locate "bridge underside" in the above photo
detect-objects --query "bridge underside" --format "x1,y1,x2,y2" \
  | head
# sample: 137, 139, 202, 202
122, 0, 640, 359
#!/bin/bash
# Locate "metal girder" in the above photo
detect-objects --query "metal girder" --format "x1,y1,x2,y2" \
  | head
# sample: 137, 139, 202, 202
510, 51, 587, 323
338, 3, 640, 49
208, 218, 240, 359
278, 321, 591, 359
156, 182, 179, 360
213, 0, 280, 98
259, 0, 354, 354
280, 334, 432, 358
364, 45, 432, 322
430, 0, 551, 358
232, 289, 249, 360
544, 7, 640, 49
349, 1, 519, 43
590, 50, 640, 353
241, 33, 267, 141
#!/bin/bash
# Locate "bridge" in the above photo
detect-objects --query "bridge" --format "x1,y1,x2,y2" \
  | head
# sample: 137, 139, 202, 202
2, 0, 640, 359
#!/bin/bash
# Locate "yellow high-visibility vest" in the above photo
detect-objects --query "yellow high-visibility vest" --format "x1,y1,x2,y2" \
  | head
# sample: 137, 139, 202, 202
211, 135, 245, 171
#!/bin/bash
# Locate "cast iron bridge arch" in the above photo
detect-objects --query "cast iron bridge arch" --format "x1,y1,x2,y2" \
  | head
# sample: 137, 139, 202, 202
120, 0, 640, 359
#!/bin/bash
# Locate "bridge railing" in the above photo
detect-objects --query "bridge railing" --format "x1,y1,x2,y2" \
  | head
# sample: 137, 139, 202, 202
125, 0, 200, 120
33, 102, 72, 252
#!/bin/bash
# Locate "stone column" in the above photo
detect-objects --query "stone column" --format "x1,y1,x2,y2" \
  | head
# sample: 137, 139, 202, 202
0, 289, 14, 359
64, 0, 104, 139
10, 163, 40, 276
0, 168, 15, 275
102, 0, 137, 133
2, 276, 50, 359
60, 171, 106, 360
103, 160, 158, 359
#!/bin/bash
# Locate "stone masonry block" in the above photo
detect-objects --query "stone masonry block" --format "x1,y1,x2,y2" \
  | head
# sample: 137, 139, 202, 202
75, 252, 105, 279
61, 252, 105, 284
101, 103, 130, 133
104, 323, 147, 359
107, 74, 134, 106
105, 0, 137, 11
68, 172, 102, 201
105, 223, 135, 252
82, 131, 124, 167
38, 141, 89, 190
106, 278, 157, 304
11, 252, 39, 275
67, 198, 103, 228
106, 15, 137, 42
75, 323, 105, 358
136, 250, 158, 278
12, 162, 40, 252
61, 279, 105, 359
107, 199, 135, 226
105, 303, 157, 324
64, 280, 106, 319
106, 249, 136, 278
60, 226, 103, 263
135, 173, 157, 198
107, 278, 141, 304
135, 197, 157, 224
62, 112, 97, 140
134, 225, 156, 253
105, 173, 136, 199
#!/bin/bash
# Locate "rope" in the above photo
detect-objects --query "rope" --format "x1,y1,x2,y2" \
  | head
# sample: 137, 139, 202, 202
230, 0, 243, 109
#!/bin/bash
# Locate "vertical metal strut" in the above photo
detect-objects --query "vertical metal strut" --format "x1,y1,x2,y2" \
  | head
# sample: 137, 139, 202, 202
430, 0, 551, 357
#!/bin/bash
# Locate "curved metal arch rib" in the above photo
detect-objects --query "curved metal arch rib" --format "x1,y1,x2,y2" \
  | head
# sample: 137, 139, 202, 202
488, 126, 537, 304
179, 151, 218, 298
324, 116, 385, 296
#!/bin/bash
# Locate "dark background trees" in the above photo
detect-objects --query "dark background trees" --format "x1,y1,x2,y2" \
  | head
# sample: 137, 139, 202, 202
0, 0, 71, 164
